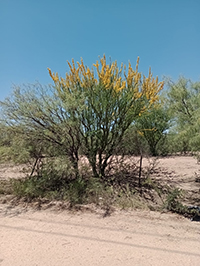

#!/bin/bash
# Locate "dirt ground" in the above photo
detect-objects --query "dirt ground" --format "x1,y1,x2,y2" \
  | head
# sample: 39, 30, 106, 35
0, 156, 200, 265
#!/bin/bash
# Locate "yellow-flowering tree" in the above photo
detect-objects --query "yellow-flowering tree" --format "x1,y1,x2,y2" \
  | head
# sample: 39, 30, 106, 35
48, 56, 163, 178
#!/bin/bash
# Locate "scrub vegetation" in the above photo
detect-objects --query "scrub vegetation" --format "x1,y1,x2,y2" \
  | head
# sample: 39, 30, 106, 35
0, 56, 200, 217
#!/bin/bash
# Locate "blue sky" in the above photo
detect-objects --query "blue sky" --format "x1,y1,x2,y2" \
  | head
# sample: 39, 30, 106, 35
0, 0, 200, 101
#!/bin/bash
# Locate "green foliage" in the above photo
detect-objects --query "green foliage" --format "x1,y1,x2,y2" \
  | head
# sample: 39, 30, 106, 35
116, 125, 148, 156
0, 83, 81, 175
163, 188, 200, 218
0, 124, 43, 164
12, 177, 45, 199
11, 172, 141, 209
166, 77, 200, 126
163, 188, 187, 214
165, 77, 200, 153
0, 180, 13, 195
135, 104, 171, 156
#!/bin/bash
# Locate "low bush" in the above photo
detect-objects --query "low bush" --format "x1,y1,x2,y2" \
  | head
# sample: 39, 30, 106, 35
163, 188, 187, 214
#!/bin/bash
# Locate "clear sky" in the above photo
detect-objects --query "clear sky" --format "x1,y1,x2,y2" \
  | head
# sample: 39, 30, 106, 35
0, 0, 200, 101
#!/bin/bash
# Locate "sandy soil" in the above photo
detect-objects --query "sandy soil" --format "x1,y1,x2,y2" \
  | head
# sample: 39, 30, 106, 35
0, 156, 200, 265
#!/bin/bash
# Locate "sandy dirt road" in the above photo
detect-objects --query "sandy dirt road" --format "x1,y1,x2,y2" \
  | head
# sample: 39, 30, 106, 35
0, 207, 199, 266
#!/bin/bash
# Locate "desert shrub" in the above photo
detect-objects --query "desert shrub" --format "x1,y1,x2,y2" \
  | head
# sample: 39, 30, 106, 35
11, 156, 76, 199
11, 159, 145, 209
0, 180, 13, 195
12, 177, 45, 199
163, 188, 188, 214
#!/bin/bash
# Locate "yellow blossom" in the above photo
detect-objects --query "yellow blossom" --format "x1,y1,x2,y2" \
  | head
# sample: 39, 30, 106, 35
48, 55, 163, 107
47, 68, 59, 82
